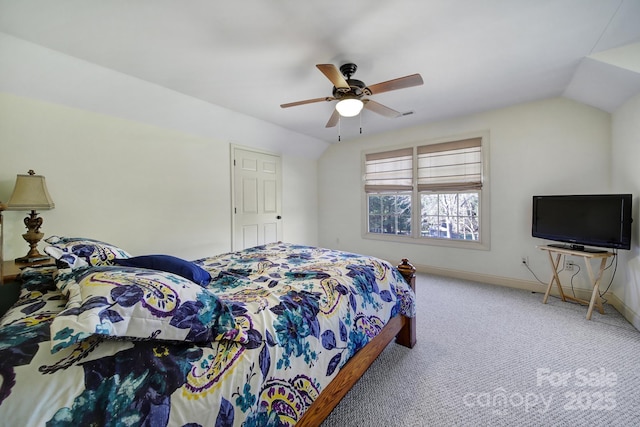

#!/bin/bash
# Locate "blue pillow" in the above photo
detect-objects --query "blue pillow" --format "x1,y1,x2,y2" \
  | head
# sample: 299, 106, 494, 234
114, 255, 212, 286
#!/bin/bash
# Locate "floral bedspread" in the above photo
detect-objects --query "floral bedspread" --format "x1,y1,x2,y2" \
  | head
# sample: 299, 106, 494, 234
0, 243, 415, 426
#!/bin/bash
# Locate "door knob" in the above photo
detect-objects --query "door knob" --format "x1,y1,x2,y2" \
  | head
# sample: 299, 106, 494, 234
276, 215, 282, 219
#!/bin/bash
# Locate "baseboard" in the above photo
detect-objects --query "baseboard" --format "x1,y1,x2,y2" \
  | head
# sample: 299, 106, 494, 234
605, 292, 640, 330
414, 263, 546, 293
413, 263, 640, 330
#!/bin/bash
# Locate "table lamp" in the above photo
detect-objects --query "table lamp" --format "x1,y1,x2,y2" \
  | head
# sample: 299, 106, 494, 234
6, 170, 55, 263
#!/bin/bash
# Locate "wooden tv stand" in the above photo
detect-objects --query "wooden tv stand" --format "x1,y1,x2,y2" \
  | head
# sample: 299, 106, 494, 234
538, 245, 615, 320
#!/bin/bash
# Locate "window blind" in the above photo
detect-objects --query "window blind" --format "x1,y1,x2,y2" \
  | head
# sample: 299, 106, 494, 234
417, 137, 482, 192
364, 147, 413, 192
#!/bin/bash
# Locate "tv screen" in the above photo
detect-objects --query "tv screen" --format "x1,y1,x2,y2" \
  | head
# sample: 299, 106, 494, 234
532, 194, 633, 251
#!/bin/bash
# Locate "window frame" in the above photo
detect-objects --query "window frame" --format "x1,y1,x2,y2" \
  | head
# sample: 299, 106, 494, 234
362, 132, 490, 250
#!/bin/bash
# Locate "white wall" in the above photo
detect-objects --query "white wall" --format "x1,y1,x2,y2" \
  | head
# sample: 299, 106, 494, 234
0, 93, 319, 260
282, 157, 319, 246
0, 93, 225, 259
611, 92, 640, 327
0, 33, 329, 160
0, 30, 325, 261
318, 97, 615, 290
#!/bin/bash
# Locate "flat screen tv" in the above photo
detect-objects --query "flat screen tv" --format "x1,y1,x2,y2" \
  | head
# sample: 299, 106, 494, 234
532, 194, 633, 251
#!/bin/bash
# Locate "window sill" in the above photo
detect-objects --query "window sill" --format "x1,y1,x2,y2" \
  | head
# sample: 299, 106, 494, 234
362, 232, 490, 250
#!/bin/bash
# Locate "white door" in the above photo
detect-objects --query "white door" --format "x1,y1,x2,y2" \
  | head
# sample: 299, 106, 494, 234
232, 147, 283, 251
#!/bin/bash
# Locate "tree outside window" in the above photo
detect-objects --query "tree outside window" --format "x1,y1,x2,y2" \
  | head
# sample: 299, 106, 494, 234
368, 193, 411, 235
420, 192, 479, 240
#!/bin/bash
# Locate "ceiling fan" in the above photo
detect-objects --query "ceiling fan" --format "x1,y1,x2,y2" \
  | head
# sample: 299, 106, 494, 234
280, 63, 424, 128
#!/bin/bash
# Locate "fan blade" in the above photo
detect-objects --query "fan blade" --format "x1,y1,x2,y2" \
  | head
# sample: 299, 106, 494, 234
366, 73, 423, 95
316, 64, 350, 90
363, 99, 402, 118
325, 109, 340, 128
280, 97, 334, 108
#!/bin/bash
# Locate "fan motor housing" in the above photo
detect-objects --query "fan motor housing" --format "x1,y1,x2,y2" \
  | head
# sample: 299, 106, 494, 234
333, 79, 369, 99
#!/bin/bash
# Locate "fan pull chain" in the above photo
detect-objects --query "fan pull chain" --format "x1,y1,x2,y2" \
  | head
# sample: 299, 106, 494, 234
338, 116, 341, 142
360, 113, 362, 134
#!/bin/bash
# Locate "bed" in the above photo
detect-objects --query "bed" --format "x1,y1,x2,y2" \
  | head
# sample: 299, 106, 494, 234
0, 238, 416, 426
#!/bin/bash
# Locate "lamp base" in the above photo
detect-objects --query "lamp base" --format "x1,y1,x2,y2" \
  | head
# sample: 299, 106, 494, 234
15, 210, 49, 264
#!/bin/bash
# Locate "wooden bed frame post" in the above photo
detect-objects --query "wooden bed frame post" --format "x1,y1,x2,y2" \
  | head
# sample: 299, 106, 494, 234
395, 258, 416, 348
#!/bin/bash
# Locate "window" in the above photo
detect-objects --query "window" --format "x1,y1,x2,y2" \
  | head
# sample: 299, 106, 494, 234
368, 193, 412, 235
420, 192, 479, 240
364, 148, 413, 236
363, 135, 488, 249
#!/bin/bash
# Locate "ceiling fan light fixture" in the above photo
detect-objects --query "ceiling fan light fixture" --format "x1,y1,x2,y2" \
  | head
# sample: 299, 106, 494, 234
335, 98, 364, 117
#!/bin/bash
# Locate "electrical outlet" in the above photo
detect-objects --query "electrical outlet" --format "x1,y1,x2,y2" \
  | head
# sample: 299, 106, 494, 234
565, 259, 574, 271
521, 256, 528, 266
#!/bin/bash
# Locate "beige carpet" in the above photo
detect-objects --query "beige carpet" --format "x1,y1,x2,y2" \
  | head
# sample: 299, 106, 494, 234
322, 273, 640, 426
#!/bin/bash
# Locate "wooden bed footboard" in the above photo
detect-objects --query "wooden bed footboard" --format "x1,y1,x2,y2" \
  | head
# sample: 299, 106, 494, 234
395, 258, 416, 349
297, 259, 416, 426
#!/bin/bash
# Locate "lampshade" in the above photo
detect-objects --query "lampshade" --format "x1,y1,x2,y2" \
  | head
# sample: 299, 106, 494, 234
335, 98, 364, 117
7, 170, 55, 211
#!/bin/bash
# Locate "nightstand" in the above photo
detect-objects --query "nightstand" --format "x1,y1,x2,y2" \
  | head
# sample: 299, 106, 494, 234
1, 258, 56, 317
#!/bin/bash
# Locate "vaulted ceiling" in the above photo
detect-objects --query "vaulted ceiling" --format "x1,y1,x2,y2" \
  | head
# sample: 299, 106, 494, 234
1, 0, 640, 143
